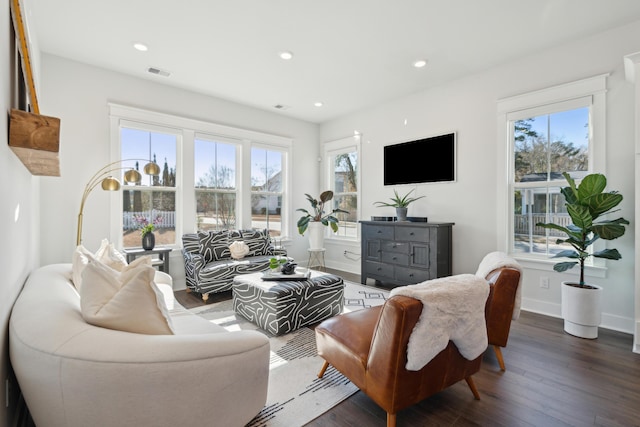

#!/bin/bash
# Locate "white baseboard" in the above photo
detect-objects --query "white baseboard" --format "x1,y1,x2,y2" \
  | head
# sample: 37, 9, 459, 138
521, 297, 634, 335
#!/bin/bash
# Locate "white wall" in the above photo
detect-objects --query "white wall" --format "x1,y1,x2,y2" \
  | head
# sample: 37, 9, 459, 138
1, 0, 41, 422
38, 54, 320, 288
320, 20, 640, 334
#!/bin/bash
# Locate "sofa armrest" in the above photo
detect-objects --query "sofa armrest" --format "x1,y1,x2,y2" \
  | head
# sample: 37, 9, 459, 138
182, 250, 205, 277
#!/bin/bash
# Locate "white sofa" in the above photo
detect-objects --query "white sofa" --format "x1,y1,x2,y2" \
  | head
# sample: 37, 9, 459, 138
9, 263, 270, 427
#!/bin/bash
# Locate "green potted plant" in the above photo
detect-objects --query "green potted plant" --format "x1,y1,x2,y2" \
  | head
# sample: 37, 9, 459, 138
134, 214, 163, 250
374, 188, 425, 221
297, 190, 348, 249
536, 172, 628, 339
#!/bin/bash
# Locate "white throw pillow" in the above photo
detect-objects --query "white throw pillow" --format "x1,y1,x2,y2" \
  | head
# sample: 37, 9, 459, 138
72, 239, 129, 291
95, 239, 128, 271
229, 240, 250, 260
72, 239, 108, 290
80, 258, 174, 335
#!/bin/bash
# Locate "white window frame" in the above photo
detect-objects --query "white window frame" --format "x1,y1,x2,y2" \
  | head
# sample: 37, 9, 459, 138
108, 103, 294, 248
496, 75, 608, 272
323, 134, 362, 242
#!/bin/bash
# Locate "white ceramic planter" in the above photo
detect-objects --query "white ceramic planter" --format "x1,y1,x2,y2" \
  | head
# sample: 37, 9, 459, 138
561, 281, 603, 339
307, 221, 325, 250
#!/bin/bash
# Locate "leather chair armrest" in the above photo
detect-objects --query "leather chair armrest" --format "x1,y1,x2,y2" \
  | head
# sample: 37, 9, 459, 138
485, 267, 521, 347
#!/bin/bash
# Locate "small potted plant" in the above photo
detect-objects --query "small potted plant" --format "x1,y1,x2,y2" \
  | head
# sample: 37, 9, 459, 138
296, 190, 349, 249
374, 189, 425, 221
536, 172, 628, 339
135, 214, 163, 250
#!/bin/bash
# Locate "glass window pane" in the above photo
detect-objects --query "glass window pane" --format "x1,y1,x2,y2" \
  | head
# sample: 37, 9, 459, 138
333, 194, 357, 238
195, 139, 236, 189
123, 190, 175, 247
251, 194, 282, 236
334, 151, 358, 192
251, 147, 283, 192
548, 108, 589, 179
121, 128, 177, 188
512, 187, 569, 255
196, 191, 236, 231
513, 107, 589, 183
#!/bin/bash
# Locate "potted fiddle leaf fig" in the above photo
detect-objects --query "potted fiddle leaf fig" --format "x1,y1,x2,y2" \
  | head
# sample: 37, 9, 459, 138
374, 188, 425, 221
536, 172, 629, 339
297, 190, 349, 250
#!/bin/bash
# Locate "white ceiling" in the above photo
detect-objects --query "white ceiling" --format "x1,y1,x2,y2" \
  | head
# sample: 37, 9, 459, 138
28, 0, 640, 124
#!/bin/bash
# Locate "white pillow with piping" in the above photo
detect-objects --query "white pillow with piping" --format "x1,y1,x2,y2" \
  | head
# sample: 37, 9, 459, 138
80, 258, 174, 335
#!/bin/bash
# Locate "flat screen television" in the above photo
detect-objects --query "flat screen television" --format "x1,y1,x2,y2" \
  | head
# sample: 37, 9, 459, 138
383, 132, 456, 185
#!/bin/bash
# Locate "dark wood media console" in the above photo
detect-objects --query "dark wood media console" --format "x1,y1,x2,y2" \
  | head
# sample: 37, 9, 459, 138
359, 220, 453, 287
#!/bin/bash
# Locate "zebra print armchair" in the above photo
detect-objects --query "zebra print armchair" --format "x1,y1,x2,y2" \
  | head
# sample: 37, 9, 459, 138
182, 229, 290, 301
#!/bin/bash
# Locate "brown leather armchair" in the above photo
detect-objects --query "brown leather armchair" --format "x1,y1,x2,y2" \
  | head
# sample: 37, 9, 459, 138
315, 295, 482, 427
315, 266, 520, 427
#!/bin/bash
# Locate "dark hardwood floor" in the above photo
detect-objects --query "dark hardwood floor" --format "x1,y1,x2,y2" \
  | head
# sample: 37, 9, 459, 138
175, 270, 640, 427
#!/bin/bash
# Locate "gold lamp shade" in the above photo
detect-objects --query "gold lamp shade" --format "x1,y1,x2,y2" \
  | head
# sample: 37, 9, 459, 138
144, 161, 161, 176
123, 168, 142, 183
101, 176, 121, 191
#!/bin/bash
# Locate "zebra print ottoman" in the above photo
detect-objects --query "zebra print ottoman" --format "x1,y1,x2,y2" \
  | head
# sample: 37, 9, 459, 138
232, 271, 344, 336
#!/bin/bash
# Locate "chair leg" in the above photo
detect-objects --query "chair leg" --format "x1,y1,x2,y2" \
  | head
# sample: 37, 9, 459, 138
493, 345, 506, 371
317, 361, 329, 378
465, 376, 481, 400
387, 412, 396, 427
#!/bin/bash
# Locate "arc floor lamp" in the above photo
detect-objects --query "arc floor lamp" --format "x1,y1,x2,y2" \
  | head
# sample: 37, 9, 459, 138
76, 159, 160, 246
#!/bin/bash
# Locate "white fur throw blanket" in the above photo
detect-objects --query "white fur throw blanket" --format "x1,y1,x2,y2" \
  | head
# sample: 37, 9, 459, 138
475, 251, 523, 320
390, 274, 490, 371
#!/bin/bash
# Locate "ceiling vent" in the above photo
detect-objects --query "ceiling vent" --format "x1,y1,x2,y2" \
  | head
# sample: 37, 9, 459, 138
147, 67, 171, 77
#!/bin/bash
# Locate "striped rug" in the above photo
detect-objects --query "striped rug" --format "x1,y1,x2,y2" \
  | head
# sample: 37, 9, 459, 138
188, 279, 389, 427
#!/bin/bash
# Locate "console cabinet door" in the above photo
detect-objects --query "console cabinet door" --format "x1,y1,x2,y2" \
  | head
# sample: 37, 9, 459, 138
409, 243, 430, 269
364, 239, 381, 261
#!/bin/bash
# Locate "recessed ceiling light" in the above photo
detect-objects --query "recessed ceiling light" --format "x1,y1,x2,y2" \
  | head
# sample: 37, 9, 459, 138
133, 42, 148, 52
314, 102, 323, 107
413, 59, 427, 68
279, 51, 293, 60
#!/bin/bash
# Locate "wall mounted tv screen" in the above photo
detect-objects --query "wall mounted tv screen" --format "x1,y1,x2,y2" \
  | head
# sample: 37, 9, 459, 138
383, 132, 456, 185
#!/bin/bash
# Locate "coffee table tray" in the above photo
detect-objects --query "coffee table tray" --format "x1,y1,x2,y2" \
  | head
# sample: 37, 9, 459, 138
262, 269, 311, 281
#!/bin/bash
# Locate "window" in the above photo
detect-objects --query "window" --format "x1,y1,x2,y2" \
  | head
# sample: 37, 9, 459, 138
195, 137, 238, 231
251, 146, 285, 236
109, 104, 293, 248
121, 126, 177, 248
324, 135, 361, 240
511, 106, 589, 256
497, 75, 607, 260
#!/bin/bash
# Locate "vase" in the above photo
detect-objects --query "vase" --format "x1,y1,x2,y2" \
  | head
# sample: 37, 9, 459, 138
142, 232, 155, 250
395, 207, 408, 221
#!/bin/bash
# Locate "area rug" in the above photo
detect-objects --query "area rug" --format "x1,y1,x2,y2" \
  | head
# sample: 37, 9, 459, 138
188, 279, 389, 427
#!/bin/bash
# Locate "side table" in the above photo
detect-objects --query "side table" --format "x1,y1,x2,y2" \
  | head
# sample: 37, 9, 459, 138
123, 247, 172, 273
307, 248, 326, 271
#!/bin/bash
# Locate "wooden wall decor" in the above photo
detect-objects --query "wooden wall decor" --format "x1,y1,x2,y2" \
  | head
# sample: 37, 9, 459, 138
9, 108, 61, 176
9, 0, 61, 176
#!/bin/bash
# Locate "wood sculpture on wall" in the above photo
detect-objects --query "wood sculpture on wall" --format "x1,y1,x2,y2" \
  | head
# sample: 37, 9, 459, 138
9, 0, 61, 176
